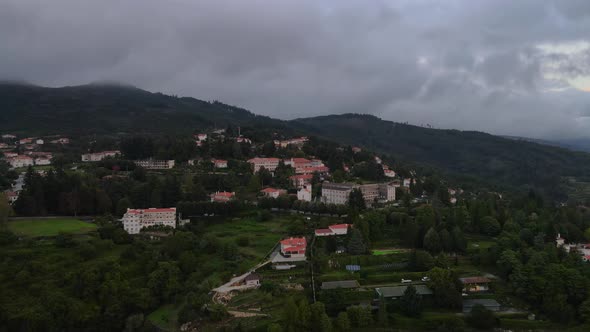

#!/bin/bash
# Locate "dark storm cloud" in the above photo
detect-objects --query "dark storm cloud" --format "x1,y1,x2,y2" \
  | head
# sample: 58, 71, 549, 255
1, 0, 589, 139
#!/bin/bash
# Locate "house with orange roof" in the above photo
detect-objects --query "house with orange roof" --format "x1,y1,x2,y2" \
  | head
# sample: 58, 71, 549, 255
290, 174, 313, 188
210, 191, 235, 203
211, 159, 228, 169
280, 237, 307, 258
260, 187, 287, 199
122, 207, 177, 234
315, 223, 351, 237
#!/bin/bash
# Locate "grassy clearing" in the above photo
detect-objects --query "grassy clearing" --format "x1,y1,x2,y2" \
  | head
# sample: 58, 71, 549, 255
147, 304, 179, 331
7, 218, 97, 237
372, 248, 406, 255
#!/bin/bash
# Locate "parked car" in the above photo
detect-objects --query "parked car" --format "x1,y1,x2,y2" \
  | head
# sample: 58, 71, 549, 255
421, 276, 430, 282
401, 279, 412, 283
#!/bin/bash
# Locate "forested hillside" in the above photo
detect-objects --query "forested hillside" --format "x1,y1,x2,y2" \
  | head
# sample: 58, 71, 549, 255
293, 114, 590, 200
3, 83, 590, 200
0, 82, 285, 136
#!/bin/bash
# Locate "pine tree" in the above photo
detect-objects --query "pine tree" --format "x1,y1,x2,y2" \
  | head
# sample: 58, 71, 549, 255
400, 285, 422, 317
423, 227, 441, 253
347, 228, 366, 255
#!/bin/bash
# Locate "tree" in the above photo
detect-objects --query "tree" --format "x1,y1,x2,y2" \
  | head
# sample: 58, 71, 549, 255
267, 324, 282, 332
408, 250, 434, 271
335, 312, 351, 331
310, 302, 331, 332
465, 304, 496, 329
579, 299, 590, 323
0, 192, 13, 223
116, 197, 131, 216
348, 188, 366, 211
346, 305, 373, 328
282, 297, 299, 331
377, 295, 388, 326
451, 226, 467, 252
427, 267, 462, 308
439, 228, 452, 252
423, 227, 441, 253
480, 216, 501, 236
400, 285, 422, 317
347, 228, 367, 255
496, 250, 521, 278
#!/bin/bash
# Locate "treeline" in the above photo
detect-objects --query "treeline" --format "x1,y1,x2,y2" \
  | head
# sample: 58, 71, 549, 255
257, 196, 349, 216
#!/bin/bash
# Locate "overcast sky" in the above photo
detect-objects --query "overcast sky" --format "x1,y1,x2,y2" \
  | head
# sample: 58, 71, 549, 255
1, 0, 590, 139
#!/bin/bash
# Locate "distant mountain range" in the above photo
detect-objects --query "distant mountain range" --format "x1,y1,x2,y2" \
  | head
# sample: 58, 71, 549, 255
2, 82, 590, 200
503, 135, 590, 153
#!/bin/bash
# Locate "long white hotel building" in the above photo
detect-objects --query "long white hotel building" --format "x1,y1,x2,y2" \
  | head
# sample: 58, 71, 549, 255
122, 207, 177, 234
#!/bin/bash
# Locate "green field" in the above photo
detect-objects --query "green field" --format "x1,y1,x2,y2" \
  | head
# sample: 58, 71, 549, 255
7, 218, 97, 237
372, 248, 406, 255
148, 304, 179, 331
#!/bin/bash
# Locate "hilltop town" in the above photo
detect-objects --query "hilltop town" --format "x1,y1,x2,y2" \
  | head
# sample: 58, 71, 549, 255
3, 124, 585, 332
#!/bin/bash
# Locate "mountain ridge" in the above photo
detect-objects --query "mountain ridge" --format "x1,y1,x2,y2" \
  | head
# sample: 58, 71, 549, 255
2, 82, 590, 200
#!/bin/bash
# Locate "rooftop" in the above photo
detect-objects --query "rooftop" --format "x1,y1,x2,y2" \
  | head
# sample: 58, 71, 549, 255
375, 285, 433, 298
459, 277, 492, 284
321, 280, 360, 290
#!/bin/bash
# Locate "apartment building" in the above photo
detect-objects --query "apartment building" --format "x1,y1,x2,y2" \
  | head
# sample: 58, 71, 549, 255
122, 207, 177, 234
81, 150, 120, 162
134, 159, 175, 169
321, 181, 396, 206
248, 157, 281, 172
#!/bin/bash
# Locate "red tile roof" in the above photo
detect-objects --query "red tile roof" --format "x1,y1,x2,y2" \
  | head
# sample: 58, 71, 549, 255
459, 277, 491, 284
281, 237, 307, 247
127, 208, 176, 214
329, 224, 350, 230
290, 174, 313, 180
213, 191, 234, 198
261, 188, 282, 193
315, 229, 333, 235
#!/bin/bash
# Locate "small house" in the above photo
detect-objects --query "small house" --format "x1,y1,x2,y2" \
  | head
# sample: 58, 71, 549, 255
244, 273, 261, 286
459, 277, 492, 293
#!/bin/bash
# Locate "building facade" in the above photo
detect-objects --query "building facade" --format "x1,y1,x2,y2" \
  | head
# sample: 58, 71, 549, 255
321, 181, 396, 206
134, 159, 175, 169
122, 207, 177, 234
210, 191, 235, 202
81, 150, 120, 162
297, 184, 312, 202
248, 157, 281, 172
280, 237, 307, 258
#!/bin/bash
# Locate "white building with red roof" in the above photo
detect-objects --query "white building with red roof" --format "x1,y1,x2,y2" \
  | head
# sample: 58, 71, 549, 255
315, 224, 351, 237
280, 237, 307, 258
297, 184, 312, 202
260, 187, 287, 199
8, 155, 34, 168
210, 191, 235, 202
290, 174, 313, 188
248, 157, 281, 172
3, 152, 18, 158
296, 165, 330, 175
81, 150, 120, 162
274, 137, 308, 148
122, 207, 177, 234
211, 159, 228, 169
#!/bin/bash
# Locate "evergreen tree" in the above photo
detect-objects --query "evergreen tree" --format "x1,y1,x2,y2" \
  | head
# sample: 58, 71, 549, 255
347, 228, 367, 255
423, 227, 441, 253
348, 188, 366, 211
400, 285, 422, 317
335, 312, 351, 331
